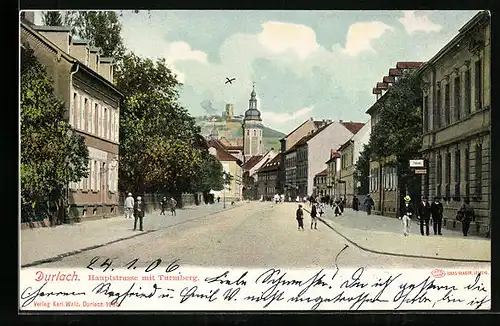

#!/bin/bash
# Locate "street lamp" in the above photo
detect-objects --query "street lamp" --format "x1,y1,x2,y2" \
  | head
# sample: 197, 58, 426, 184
222, 172, 227, 209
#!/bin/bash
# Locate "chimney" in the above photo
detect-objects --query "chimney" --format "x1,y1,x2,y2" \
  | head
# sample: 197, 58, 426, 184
99, 57, 114, 83
339, 119, 343, 123
310, 117, 313, 121
32, 25, 72, 53
88, 47, 102, 73
70, 39, 90, 64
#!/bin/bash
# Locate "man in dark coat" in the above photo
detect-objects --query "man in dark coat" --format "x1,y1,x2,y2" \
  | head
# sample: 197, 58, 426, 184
457, 197, 476, 236
430, 196, 444, 235
133, 196, 145, 231
160, 196, 167, 215
417, 195, 431, 236
364, 194, 374, 215
352, 195, 359, 211
296, 204, 304, 231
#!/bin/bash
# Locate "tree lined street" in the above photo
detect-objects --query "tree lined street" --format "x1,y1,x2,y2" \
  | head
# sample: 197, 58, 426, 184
27, 202, 489, 270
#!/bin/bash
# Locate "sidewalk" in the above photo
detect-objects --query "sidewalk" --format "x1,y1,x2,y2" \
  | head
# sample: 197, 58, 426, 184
318, 207, 490, 262
20, 202, 243, 267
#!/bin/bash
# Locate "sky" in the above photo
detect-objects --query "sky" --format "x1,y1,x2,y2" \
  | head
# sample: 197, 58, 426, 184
36, 10, 480, 134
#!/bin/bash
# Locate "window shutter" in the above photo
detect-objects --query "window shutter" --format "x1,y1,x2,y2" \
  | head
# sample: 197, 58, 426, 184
97, 163, 101, 192
89, 161, 94, 191
79, 96, 84, 129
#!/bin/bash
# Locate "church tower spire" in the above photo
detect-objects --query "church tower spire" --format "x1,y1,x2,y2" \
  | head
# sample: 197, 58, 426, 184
242, 82, 264, 160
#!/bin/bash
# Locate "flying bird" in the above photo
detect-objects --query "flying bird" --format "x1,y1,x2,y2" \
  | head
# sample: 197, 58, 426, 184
225, 77, 236, 85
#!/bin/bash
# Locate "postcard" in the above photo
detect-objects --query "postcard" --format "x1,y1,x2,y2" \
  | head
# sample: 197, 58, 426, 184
19, 9, 491, 311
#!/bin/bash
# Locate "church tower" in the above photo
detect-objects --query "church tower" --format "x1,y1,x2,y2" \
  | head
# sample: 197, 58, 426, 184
242, 83, 263, 161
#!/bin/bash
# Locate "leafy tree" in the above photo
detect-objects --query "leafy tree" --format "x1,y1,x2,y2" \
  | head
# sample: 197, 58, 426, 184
63, 11, 126, 61
354, 144, 371, 195
41, 11, 63, 26
21, 44, 89, 220
357, 70, 423, 199
190, 153, 225, 193
115, 53, 204, 194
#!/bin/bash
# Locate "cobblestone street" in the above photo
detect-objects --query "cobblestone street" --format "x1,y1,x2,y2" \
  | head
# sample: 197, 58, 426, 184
27, 202, 490, 270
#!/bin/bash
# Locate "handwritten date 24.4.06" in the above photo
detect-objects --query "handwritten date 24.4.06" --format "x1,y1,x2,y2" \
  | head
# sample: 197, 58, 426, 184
86, 257, 180, 274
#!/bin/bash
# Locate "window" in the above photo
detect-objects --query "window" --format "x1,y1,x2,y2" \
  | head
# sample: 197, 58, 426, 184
79, 96, 84, 130
444, 83, 450, 125
94, 103, 99, 135
435, 88, 442, 129
103, 108, 108, 139
253, 130, 256, 136
247, 130, 249, 136
475, 60, 482, 110
87, 100, 93, 133
115, 110, 119, 141
423, 95, 429, 132
84, 98, 89, 131
90, 160, 95, 191
436, 154, 442, 197
454, 150, 461, 197
454, 76, 461, 121
475, 143, 482, 197
465, 148, 470, 197
445, 152, 451, 198
464, 69, 471, 115
71, 92, 77, 126
108, 110, 112, 140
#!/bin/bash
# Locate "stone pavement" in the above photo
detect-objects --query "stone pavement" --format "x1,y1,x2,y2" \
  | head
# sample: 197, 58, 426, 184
20, 201, 243, 267
314, 205, 490, 262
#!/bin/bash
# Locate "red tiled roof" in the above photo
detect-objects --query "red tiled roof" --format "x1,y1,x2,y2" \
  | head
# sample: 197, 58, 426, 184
242, 155, 264, 170
206, 139, 241, 163
396, 62, 425, 69
315, 169, 328, 176
341, 122, 365, 135
389, 68, 402, 76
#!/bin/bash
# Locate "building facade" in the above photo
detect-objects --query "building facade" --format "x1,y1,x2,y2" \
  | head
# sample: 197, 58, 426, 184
21, 19, 123, 221
418, 11, 491, 235
256, 154, 281, 200
278, 118, 324, 195
242, 150, 277, 200
325, 151, 341, 199
338, 120, 370, 206
313, 169, 328, 197
207, 139, 243, 200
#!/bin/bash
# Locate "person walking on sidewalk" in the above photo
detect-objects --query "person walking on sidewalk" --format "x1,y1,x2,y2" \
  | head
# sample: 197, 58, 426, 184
417, 195, 431, 236
124, 193, 134, 219
456, 197, 475, 237
133, 196, 145, 231
400, 195, 413, 236
310, 203, 318, 230
160, 196, 167, 215
333, 198, 342, 217
352, 195, 359, 211
431, 196, 444, 235
169, 197, 177, 216
296, 204, 305, 231
364, 194, 374, 215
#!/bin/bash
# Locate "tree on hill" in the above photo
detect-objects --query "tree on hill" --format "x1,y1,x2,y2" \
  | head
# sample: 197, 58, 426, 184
21, 44, 89, 222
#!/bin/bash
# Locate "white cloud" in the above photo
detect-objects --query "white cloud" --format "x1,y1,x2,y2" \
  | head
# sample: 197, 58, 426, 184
261, 106, 314, 124
164, 41, 208, 64
257, 21, 320, 60
398, 11, 442, 35
340, 21, 393, 56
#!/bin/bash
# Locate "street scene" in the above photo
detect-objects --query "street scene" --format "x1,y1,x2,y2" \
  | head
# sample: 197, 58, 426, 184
20, 10, 491, 311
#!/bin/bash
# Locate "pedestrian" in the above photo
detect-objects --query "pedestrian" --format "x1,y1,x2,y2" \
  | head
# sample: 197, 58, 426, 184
456, 197, 475, 236
352, 195, 359, 211
217, 196, 220, 203
318, 202, 325, 217
339, 197, 345, 214
133, 196, 145, 231
296, 204, 305, 231
430, 196, 444, 235
160, 196, 167, 215
364, 194, 374, 215
399, 195, 413, 236
280, 194, 285, 203
310, 203, 318, 229
417, 195, 431, 236
170, 197, 177, 216
334, 198, 342, 217
124, 192, 134, 219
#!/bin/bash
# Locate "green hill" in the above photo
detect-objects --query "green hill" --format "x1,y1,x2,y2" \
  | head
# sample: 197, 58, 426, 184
196, 116, 285, 152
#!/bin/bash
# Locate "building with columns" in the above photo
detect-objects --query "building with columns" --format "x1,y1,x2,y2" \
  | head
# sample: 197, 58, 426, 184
21, 16, 123, 220
418, 10, 491, 236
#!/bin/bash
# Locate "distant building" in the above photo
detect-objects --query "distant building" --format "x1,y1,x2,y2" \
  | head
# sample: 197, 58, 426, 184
21, 18, 123, 221
242, 149, 277, 200
325, 151, 341, 199
278, 118, 326, 195
338, 120, 371, 205
313, 169, 328, 197
418, 11, 491, 235
207, 139, 243, 200
284, 120, 361, 199
256, 153, 281, 200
